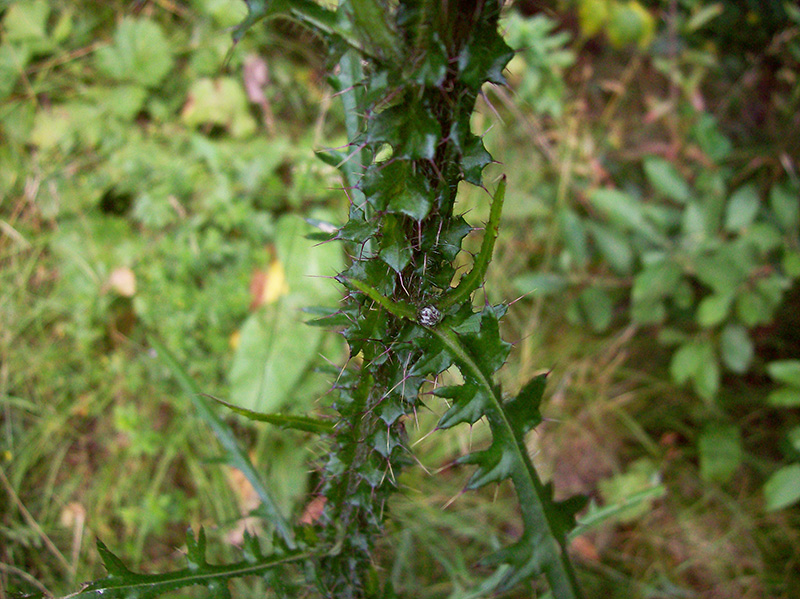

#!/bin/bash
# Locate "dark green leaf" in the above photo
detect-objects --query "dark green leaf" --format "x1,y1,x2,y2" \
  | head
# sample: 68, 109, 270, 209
379, 214, 412, 272
458, 25, 514, 88
461, 134, 493, 185
504, 374, 545, 437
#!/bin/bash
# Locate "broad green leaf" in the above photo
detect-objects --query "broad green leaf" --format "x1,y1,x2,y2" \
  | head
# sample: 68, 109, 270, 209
597, 459, 660, 523
30, 107, 73, 150
193, 0, 249, 28
95, 18, 174, 88
693, 340, 720, 400
768, 388, 800, 407
578, 0, 610, 36
559, 209, 589, 268
606, 1, 655, 49
671, 342, 700, 385
698, 423, 742, 483
694, 249, 745, 294
690, 113, 732, 161
588, 222, 633, 274
696, 293, 732, 327
181, 78, 257, 139
770, 182, 799, 233
0, 43, 32, 100
589, 188, 664, 244
720, 324, 753, 373
644, 157, 690, 203
724, 184, 760, 232
632, 259, 682, 303
577, 286, 613, 333
3, 0, 50, 42
228, 216, 342, 412
736, 291, 771, 327
764, 464, 800, 511
767, 361, 800, 388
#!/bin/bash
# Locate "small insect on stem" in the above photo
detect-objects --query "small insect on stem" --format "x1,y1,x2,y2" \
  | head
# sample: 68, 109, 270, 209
417, 305, 443, 327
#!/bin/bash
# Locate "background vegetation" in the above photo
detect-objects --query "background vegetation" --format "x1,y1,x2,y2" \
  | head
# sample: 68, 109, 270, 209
1, 0, 799, 597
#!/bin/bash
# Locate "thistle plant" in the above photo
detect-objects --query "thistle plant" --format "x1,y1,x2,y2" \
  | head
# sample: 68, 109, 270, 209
67, 2, 585, 598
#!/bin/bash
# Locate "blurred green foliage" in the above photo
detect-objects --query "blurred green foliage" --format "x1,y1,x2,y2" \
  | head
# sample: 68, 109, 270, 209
2, 0, 800, 597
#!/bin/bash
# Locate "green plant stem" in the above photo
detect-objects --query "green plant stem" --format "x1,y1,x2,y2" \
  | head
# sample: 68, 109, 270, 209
439, 176, 506, 309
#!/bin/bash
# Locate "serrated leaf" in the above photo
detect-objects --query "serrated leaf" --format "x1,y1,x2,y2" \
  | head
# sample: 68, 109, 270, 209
436, 383, 491, 429
504, 374, 545, 437
367, 104, 441, 160
461, 134, 492, 185
379, 214, 412, 272
459, 307, 511, 376
79, 538, 311, 599
460, 441, 517, 489
186, 528, 208, 568
96, 538, 133, 576
458, 24, 514, 88
360, 160, 434, 219
336, 218, 380, 242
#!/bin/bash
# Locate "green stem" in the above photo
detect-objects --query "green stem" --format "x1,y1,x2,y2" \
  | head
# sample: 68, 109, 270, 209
439, 176, 506, 309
